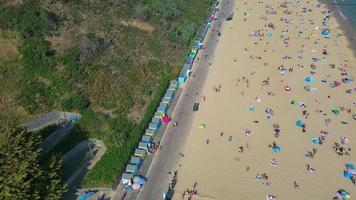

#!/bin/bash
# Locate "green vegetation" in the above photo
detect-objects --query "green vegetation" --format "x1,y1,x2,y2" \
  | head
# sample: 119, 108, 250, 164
0, 0, 213, 192
0, 120, 66, 199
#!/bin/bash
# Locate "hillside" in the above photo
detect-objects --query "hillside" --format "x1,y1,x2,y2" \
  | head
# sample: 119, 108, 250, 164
0, 0, 213, 189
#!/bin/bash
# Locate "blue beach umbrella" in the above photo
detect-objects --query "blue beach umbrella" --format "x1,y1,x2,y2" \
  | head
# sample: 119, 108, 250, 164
344, 170, 352, 179
267, 32, 273, 38
305, 77, 314, 83
272, 146, 281, 153
296, 120, 304, 127
312, 137, 319, 144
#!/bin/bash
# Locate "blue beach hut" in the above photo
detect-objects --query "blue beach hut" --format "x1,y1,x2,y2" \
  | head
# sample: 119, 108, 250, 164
138, 141, 149, 151
134, 148, 146, 158
145, 129, 156, 137
126, 164, 139, 175
157, 103, 169, 114
148, 122, 159, 131
151, 117, 161, 126
130, 156, 142, 168
121, 172, 133, 184
142, 135, 153, 144
154, 111, 164, 119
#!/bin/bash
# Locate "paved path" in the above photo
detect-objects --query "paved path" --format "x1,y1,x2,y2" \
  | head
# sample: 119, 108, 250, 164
63, 140, 107, 200
24, 111, 80, 132
133, 1, 234, 199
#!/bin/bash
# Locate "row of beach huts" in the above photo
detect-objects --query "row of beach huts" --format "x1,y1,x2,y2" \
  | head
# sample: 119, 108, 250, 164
121, 1, 220, 185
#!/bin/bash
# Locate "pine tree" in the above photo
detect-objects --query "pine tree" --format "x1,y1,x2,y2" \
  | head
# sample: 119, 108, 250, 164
0, 120, 66, 200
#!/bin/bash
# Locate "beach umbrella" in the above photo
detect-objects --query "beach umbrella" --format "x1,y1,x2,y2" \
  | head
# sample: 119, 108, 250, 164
332, 108, 341, 115
296, 120, 304, 127
304, 76, 314, 83
162, 116, 171, 124
272, 146, 281, 153
249, 105, 256, 112
311, 137, 319, 144
133, 176, 145, 185
131, 183, 141, 190
291, 100, 298, 105
343, 170, 352, 179
337, 189, 350, 200
267, 32, 273, 38
199, 123, 206, 128
304, 85, 311, 91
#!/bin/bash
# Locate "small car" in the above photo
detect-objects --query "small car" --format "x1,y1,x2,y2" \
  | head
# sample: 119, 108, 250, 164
193, 102, 199, 111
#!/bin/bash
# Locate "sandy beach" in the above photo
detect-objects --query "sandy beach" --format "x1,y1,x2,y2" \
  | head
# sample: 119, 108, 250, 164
172, 0, 356, 199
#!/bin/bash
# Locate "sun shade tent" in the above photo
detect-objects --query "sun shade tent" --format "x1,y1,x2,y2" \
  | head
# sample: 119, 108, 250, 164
141, 135, 153, 144
138, 141, 149, 150
122, 172, 133, 184
126, 164, 139, 175
157, 103, 169, 114
134, 148, 147, 158
130, 156, 143, 168
145, 129, 156, 137
148, 123, 159, 131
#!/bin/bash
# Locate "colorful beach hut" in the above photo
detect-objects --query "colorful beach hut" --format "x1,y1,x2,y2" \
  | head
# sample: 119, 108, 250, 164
157, 103, 169, 114
170, 80, 178, 88
145, 129, 156, 137
138, 141, 149, 151
148, 122, 159, 132
154, 111, 164, 119
121, 172, 133, 184
151, 117, 161, 126
126, 164, 139, 175
168, 85, 178, 93
178, 69, 187, 84
130, 156, 142, 168
165, 90, 174, 100
134, 148, 146, 158
142, 135, 153, 144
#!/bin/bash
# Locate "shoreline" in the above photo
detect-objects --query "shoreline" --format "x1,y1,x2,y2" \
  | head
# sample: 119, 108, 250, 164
320, 0, 356, 56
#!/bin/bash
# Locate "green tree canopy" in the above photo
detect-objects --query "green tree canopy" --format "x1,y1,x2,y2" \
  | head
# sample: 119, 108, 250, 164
0, 120, 66, 199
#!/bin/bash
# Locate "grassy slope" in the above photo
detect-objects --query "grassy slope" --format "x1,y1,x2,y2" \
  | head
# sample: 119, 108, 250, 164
0, 0, 212, 187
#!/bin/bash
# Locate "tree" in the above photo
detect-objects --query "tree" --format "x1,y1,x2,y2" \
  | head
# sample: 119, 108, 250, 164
0, 120, 66, 200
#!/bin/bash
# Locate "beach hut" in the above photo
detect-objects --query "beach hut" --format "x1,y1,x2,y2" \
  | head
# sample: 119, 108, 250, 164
145, 129, 156, 137
157, 103, 169, 114
170, 80, 178, 88
193, 40, 203, 50
130, 156, 142, 168
151, 117, 161, 126
148, 122, 159, 132
154, 111, 164, 119
168, 85, 178, 93
138, 141, 149, 151
142, 135, 153, 144
126, 164, 139, 175
178, 73, 187, 84
165, 90, 174, 100
134, 148, 146, 158
121, 172, 133, 184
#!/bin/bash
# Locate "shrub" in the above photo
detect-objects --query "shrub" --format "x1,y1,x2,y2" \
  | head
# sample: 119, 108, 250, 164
61, 92, 90, 111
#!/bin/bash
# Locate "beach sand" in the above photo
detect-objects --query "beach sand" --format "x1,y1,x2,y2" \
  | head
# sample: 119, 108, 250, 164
172, 0, 356, 199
